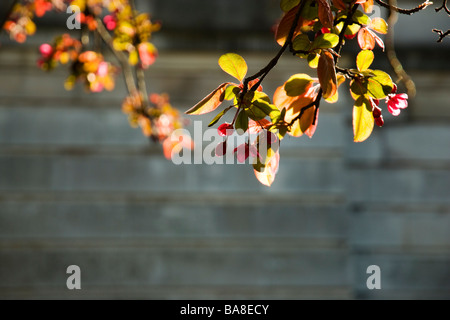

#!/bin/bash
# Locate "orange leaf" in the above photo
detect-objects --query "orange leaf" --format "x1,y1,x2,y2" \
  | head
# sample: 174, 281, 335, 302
254, 151, 280, 187
362, 0, 374, 13
300, 106, 319, 138
353, 97, 374, 142
275, 5, 304, 46
317, 0, 333, 29
185, 83, 230, 115
273, 84, 318, 137
317, 51, 337, 99
370, 17, 388, 34
357, 28, 375, 51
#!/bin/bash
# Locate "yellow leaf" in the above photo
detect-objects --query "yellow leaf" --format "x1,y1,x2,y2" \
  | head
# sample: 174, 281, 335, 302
370, 18, 388, 34
353, 96, 374, 142
218, 53, 247, 82
356, 50, 374, 72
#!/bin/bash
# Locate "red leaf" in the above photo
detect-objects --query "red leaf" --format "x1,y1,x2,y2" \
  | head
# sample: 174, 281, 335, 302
317, 51, 337, 99
275, 5, 305, 46
185, 83, 230, 115
317, 0, 333, 29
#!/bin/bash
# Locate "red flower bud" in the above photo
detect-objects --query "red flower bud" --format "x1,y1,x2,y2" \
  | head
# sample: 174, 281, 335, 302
218, 123, 234, 137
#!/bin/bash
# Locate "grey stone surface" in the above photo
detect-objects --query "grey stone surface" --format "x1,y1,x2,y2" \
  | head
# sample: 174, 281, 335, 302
0, 0, 449, 299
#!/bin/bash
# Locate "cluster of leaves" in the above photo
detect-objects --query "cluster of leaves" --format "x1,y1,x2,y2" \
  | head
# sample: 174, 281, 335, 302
187, 0, 411, 186
3, 0, 190, 155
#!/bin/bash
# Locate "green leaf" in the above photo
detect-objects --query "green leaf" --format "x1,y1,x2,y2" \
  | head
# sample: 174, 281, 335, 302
280, 0, 300, 12
353, 96, 374, 142
303, 0, 319, 20
312, 33, 339, 49
353, 10, 370, 26
218, 53, 248, 82
350, 79, 366, 100
366, 70, 393, 99
185, 82, 229, 115
253, 99, 281, 121
307, 53, 319, 68
224, 85, 240, 100
252, 91, 271, 103
208, 106, 233, 127
284, 73, 314, 96
235, 109, 249, 134
356, 50, 374, 72
292, 34, 312, 52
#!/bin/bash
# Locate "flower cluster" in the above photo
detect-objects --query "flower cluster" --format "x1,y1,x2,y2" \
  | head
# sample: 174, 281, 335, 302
122, 93, 192, 158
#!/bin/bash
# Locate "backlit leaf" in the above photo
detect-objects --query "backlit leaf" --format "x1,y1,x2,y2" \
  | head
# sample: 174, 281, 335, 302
312, 33, 339, 49
362, 0, 374, 13
353, 10, 370, 26
208, 106, 234, 127
317, 0, 333, 29
292, 34, 312, 52
324, 74, 345, 103
370, 17, 388, 34
276, 6, 305, 46
185, 82, 229, 115
356, 49, 374, 72
353, 96, 374, 142
284, 74, 314, 96
235, 109, 249, 134
218, 53, 247, 82
224, 84, 240, 100
366, 70, 393, 99
358, 28, 375, 50
307, 53, 320, 68
317, 51, 337, 99
253, 151, 280, 187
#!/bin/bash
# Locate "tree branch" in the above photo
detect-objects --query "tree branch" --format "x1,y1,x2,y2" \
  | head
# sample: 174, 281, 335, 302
94, 16, 138, 94
241, 1, 307, 96
435, 0, 450, 14
375, 0, 433, 15
433, 28, 450, 41
386, 0, 416, 97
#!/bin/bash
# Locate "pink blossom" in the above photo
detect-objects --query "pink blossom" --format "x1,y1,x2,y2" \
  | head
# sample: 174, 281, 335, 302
97, 61, 108, 77
39, 43, 53, 57
387, 93, 408, 116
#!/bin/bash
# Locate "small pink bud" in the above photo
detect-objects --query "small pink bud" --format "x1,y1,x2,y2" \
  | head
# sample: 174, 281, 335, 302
375, 115, 384, 127
39, 43, 53, 57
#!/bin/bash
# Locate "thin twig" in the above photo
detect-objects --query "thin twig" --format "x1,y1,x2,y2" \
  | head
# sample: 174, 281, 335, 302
435, 0, 450, 14
375, 0, 433, 15
433, 28, 450, 41
94, 16, 137, 94
241, 1, 307, 96
129, 0, 149, 108
386, 0, 416, 97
